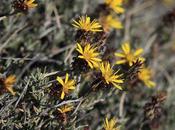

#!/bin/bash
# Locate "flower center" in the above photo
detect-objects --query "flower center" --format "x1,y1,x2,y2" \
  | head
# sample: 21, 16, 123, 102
63, 84, 69, 93
83, 53, 92, 61
126, 53, 135, 62
103, 71, 113, 84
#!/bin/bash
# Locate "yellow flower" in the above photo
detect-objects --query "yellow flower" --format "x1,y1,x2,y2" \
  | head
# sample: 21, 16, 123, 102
57, 104, 73, 114
99, 62, 123, 90
76, 43, 102, 69
24, 0, 38, 8
72, 16, 102, 32
105, 0, 125, 14
4, 75, 16, 96
56, 73, 76, 100
163, 0, 175, 5
100, 15, 123, 32
138, 66, 156, 88
115, 42, 145, 66
103, 117, 120, 130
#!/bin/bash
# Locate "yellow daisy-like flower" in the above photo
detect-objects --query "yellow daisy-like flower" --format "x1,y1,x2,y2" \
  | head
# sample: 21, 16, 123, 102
103, 117, 120, 130
72, 16, 102, 32
24, 0, 38, 8
115, 42, 145, 66
76, 43, 102, 69
56, 73, 76, 100
138, 66, 156, 88
3, 75, 16, 96
57, 104, 73, 114
99, 62, 123, 90
105, 0, 125, 14
100, 15, 123, 32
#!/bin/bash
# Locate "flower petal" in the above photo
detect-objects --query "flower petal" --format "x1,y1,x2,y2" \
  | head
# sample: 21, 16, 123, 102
112, 83, 123, 90
116, 60, 127, 64
134, 48, 143, 56
65, 73, 69, 83
61, 91, 65, 99
115, 53, 125, 57
122, 42, 130, 54
56, 76, 64, 86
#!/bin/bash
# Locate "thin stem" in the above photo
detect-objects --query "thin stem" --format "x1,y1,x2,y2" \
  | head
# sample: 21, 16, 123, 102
119, 92, 126, 118
0, 11, 19, 18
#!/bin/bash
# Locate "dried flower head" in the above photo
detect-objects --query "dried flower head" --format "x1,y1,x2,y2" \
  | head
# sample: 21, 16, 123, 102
99, 62, 123, 90
0, 75, 16, 96
115, 42, 145, 66
56, 73, 76, 100
162, 7, 175, 26
12, 0, 37, 12
100, 15, 123, 32
76, 43, 102, 69
138, 66, 156, 88
144, 93, 166, 128
103, 117, 120, 130
105, 0, 125, 14
57, 104, 74, 114
57, 104, 74, 125
72, 16, 102, 32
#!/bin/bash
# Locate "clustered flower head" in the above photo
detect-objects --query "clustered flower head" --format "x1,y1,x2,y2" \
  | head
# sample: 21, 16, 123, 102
97, 0, 124, 32
72, 16, 102, 32
99, 62, 123, 90
114, 42, 156, 88
103, 117, 120, 130
115, 42, 145, 66
56, 73, 76, 99
76, 43, 102, 69
99, 15, 123, 32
